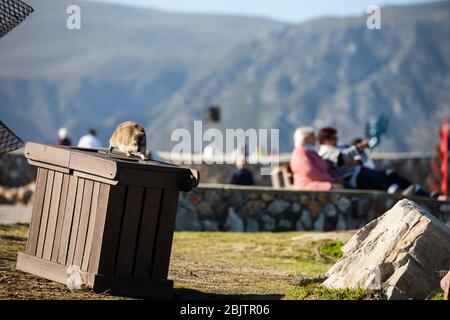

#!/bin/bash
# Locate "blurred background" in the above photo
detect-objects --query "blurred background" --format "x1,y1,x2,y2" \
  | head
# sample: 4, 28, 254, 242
0, 0, 449, 153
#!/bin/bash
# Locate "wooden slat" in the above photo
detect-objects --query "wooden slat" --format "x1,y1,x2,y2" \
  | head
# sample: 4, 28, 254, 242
16, 252, 94, 288
73, 180, 94, 266
69, 152, 117, 179
42, 172, 63, 260
133, 189, 162, 277
25, 142, 70, 168
51, 174, 70, 261
115, 187, 145, 276
27, 159, 70, 175
150, 190, 180, 279
26, 168, 48, 255
66, 178, 85, 266
96, 186, 127, 276
73, 171, 119, 186
36, 170, 55, 258
82, 182, 100, 271
88, 184, 110, 274
57, 176, 78, 264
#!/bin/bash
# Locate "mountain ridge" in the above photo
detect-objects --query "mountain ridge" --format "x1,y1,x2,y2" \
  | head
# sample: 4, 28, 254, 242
1, 0, 449, 153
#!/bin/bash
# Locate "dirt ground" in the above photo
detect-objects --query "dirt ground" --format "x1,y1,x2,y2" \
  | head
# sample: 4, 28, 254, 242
1, 224, 382, 300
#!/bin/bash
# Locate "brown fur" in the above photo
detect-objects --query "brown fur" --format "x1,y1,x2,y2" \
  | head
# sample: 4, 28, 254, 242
108, 121, 147, 159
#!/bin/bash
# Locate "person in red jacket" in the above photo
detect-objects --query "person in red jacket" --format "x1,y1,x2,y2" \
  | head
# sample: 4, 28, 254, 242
290, 127, 342, 191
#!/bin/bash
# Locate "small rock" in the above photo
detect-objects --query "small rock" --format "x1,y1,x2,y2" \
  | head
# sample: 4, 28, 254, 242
176, 202, 202, 231
300, 210, 313, 229
267, 199, 290, 214
336, 214, 347, 230
229, 193, 243, 206
248, 200, 266, 211
337, 196, 351, 212
204, 190, 221, 203
197, 202, 214, 216
317, 193, 328, 204
313, 213, 325, 231
278, 219, 292, 230
212, 201, 226, 215
295, 219, 306, 231
225, 207, 244, 232
248, 192, 259, 200
261, 214, 276, 231
299, 195, 310, 205
190, 193, 202, 205
324, 204, 337, 217
309, 201, 320, 216
291, 203, 301, 213
203, 220, 219, 231
245, 218, 260, 232
261, 193, 274, 202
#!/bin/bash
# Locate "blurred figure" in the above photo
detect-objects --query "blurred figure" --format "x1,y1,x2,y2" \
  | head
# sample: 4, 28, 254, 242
290, 127, 342, 191
56, 127, 71, 146
77, 128, 102, 149
318, 127, 430, 196
351, 137, 376, 169
228, 154, 254, 186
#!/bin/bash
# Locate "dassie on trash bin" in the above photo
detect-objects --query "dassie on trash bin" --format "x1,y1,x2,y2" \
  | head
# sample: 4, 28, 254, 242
108, 121, 148, 160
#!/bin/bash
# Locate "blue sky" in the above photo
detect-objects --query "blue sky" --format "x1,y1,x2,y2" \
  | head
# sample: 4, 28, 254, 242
88, 0, 433, 23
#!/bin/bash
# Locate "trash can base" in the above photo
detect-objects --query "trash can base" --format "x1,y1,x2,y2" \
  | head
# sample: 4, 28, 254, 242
16, 251, 94, 286
16, 252, 174, 299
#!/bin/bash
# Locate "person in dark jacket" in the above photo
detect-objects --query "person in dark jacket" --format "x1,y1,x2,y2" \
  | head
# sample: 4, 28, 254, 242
228, 154, 255, 186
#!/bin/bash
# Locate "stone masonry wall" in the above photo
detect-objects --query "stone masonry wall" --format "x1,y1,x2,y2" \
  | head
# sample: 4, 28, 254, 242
0, 151, 36, 187
176, 184, 450, 232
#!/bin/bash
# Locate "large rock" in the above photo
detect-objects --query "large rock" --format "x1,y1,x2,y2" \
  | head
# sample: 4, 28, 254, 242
323, 199, 450, 300
441, 271, 450, 300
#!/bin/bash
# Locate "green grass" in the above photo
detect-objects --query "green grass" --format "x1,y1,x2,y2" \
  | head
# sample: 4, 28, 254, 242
284, 283, 383, 300
430, 292, 444, 300
318, 240, 344, 263
0, 224, 384, 300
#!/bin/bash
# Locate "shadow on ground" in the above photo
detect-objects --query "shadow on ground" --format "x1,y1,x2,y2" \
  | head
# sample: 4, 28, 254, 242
174, 288, 284, 300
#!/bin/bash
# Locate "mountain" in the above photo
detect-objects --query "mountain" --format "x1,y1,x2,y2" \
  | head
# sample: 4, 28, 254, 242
0, 0, 281, 146
1, 1, 449, 153
150, 1, 450, 152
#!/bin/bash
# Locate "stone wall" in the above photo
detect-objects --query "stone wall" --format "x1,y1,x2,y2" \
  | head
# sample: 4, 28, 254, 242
0, 150, 36, 187
176, 184, 450, 232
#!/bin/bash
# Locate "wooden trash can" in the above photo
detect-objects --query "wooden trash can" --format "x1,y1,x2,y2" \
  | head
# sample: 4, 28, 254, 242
16, 142, 199, 298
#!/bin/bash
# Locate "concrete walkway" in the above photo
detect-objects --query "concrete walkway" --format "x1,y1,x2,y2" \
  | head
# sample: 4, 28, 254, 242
0, 205, 32, 224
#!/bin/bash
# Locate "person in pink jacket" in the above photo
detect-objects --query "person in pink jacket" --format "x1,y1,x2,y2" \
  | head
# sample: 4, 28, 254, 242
290, 127, 342, 191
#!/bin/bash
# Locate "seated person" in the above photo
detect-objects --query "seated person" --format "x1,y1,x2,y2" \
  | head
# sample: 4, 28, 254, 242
318, 127, 430, 197
228, 154, 255, 186
290, 127, 342, 191
351, 138, 376, 169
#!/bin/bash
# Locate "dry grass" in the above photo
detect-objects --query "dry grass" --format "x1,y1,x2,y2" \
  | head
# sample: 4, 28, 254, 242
0, 224, 380, 300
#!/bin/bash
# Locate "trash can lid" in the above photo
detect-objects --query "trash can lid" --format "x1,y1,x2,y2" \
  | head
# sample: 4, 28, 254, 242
24, 142, 199, 191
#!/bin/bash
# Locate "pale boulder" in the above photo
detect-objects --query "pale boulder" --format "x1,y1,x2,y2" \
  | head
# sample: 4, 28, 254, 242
323, 199, 450, 300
